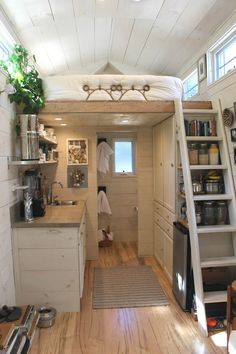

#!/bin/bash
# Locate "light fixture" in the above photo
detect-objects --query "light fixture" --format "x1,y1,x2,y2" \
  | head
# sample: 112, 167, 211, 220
60, 123, 67, 126
54, 117, 62, 121
0, 83, 16, 95
121, 119, 129, 123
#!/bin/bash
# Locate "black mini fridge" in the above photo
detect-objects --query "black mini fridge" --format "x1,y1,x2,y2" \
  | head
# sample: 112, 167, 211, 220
172, 222, 194, 311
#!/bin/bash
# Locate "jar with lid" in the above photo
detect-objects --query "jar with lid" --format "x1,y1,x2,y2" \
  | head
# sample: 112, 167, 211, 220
208, 144, 219, 165
202, 201, 216, 225
199, 143, 208, 165
195, 202, 202, 225
188, 143, 198, 165
216, 201, 228, 225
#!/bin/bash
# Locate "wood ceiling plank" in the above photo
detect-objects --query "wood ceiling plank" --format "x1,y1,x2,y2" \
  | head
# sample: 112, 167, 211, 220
75, 17, 95, 68
73, 0, 95, 17
95, 0, 119, 17
110, 18, 135, 64
95, 18, 112, 64
117, 0, 164, 20
40, 100, 212, 114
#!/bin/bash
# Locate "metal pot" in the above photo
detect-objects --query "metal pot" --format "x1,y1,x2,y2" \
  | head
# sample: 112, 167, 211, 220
37, 306, 57, 328
192, 180, 203, 194
204, 180, 221, 194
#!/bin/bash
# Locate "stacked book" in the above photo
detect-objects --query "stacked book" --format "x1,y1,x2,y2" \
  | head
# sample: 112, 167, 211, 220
0, 306, 39, 354
184, 119, 217, 136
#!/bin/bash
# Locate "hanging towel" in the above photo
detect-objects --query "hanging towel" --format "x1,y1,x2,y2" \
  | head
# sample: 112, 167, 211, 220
97, 141, 113, 174
97, 190, 112, 214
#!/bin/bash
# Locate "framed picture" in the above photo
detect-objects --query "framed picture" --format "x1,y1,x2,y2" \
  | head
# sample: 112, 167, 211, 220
231, 128, 236, 142
198, 55, 207, 82
67, 138, 88, 165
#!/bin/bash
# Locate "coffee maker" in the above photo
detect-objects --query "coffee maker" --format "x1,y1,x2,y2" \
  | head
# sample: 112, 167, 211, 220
22, 169, 45, 217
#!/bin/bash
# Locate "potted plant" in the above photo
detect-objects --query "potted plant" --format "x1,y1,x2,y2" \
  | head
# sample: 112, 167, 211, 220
0, 44, 45, 114
0, 44, 45, 160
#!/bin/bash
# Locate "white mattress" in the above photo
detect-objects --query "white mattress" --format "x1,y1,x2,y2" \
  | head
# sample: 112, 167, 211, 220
43, 75, 183, 101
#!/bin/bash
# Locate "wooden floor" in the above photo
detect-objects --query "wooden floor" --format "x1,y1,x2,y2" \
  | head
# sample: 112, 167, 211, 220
31, 242, 227, 354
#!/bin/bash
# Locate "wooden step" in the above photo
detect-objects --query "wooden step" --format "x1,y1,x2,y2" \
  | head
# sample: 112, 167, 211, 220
197, 225, 236, 234
186, 136, 223, 142
193, 194, 232, 201
201, 256, 236, 268
190, 165, 227, 170
204, 291, 227, 304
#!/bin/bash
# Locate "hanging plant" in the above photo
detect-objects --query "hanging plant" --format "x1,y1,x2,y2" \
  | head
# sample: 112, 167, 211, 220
0, 44, 45, 114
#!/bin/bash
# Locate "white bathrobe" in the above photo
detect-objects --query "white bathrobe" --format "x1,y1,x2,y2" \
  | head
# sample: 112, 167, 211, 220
97, 141, 113, 174
97, 190, 112, 215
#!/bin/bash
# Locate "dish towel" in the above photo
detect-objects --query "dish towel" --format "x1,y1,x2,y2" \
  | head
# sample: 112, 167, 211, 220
97, 141, 114, 174
97, 191, 112, 214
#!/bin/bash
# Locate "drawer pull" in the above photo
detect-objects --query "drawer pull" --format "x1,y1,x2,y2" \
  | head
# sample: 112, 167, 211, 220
48, 229, 61, 234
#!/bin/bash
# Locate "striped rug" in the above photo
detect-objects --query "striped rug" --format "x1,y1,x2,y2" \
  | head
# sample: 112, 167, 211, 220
92, 265, 168, 309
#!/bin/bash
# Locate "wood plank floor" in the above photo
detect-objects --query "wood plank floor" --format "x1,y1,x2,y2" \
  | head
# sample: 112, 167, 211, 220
31, 242, 227, 354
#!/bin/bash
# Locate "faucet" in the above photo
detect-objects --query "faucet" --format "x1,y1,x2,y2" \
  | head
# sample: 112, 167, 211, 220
49, 181, 63, 205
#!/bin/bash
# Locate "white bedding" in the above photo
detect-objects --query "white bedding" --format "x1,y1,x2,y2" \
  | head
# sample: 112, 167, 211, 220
43, 75, 183, 101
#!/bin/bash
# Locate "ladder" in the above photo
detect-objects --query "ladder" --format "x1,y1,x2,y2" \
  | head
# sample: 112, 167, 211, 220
175, 99, 236, 335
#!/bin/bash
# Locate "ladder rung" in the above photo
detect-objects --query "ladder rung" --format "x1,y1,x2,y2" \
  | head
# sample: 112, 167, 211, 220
204, 291, 227, 303
201, 256, 236, 268
183, 109, 218, 114
193, 194, 232, 201
186, 136, 223, 142
190, 165, 228, 170
197, 225, 236, 234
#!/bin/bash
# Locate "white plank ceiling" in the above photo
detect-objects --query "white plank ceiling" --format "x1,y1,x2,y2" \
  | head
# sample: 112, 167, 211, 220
1, 0, 236, 77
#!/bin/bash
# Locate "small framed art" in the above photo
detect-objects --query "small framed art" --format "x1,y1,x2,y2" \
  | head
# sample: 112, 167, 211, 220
67, 138, 88, 165
198, 55, 207, 82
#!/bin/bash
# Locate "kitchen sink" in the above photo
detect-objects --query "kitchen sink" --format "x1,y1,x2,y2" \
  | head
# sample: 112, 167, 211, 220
51, 200, 78, 206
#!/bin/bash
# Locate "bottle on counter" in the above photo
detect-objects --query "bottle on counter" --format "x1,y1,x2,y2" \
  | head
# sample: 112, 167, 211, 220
188, 143, 199, 165
199, 143, 209, 165
208, 144, 219, 165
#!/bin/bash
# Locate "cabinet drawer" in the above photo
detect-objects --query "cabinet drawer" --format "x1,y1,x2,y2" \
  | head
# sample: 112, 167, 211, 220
19, 249, 78, 270
154, 201, 165, 218
161, 218, 173, 240
163, 208, 175, 226
20, 270, 79, 292
16, 227, 78, 249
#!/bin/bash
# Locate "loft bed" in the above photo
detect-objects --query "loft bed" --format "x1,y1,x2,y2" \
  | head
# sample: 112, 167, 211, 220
41, 74, 212, 115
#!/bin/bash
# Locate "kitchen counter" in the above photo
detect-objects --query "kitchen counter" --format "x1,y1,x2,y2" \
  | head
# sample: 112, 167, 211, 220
12, 201, 86, 228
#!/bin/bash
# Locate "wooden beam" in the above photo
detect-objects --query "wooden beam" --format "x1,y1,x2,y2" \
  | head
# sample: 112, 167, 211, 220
40, 100, 212, 115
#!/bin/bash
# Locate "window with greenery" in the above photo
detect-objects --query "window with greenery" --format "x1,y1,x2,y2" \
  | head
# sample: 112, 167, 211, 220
0, 20, 15, 61
209, 24, 236, 83
183, 69, 198, 99
113, 139, 136, 175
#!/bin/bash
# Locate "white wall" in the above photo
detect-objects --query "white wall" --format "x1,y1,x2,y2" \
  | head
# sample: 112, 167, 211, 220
0, 69, 20, 306
178, 11, 236, 189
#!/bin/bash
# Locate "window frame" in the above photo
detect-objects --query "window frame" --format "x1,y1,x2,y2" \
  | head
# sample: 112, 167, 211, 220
182, 68, 199, 100
208, 24, 236, 84
112, 138, 136, 177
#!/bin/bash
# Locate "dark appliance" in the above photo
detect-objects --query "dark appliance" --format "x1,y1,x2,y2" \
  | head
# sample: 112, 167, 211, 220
172, 222, 194, 311
22, 169, 45, 218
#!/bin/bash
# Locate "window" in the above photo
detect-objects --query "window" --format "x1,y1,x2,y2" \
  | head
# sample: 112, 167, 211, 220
183, 69, 198, 99
209, 24, 236, 83
113, 139, 135, 175
0, 19, 15, 61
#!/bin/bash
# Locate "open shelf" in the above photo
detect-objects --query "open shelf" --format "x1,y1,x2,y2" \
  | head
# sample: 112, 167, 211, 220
190, 165, 227, 170
204, 291, 227, 304
201, 256, 236, 268
186, 136, 223, 142
39, 136, 57, 145
8, 160, 57, 166
197, 225, 236, 234
193, 194, 232, 201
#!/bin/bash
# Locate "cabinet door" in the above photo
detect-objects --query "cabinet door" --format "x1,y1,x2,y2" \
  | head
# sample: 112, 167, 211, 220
162, 117, 175, 213
153, 124, 163, 203
154, 223, 164, 266
164, 233, 173, 282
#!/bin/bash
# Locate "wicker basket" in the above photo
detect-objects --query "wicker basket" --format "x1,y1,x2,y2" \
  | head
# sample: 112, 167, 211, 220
98, 230, 113, 247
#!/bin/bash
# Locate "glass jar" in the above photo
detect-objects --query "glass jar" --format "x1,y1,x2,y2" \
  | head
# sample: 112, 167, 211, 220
208, 144, 219, 165
199, 143, 209, 165
202, 201, 216, 225
188, 143, 198, 165
216, 201, 227, 225
195, 202, 202, 225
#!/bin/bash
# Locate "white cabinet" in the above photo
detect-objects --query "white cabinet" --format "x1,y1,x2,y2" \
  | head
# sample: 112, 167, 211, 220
12, 211, 87, 312
153, 200, 174, 282
153, 116, 175, 213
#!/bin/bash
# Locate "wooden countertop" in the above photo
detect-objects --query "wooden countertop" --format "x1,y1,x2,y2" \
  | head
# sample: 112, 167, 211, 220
13, 201, 86, 228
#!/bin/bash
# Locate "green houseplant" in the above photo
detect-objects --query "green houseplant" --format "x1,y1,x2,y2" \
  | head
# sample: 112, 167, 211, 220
0, 44, 45, 114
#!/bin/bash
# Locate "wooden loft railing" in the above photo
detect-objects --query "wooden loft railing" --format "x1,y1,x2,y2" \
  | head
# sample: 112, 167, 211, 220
40, 100, 212, 114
